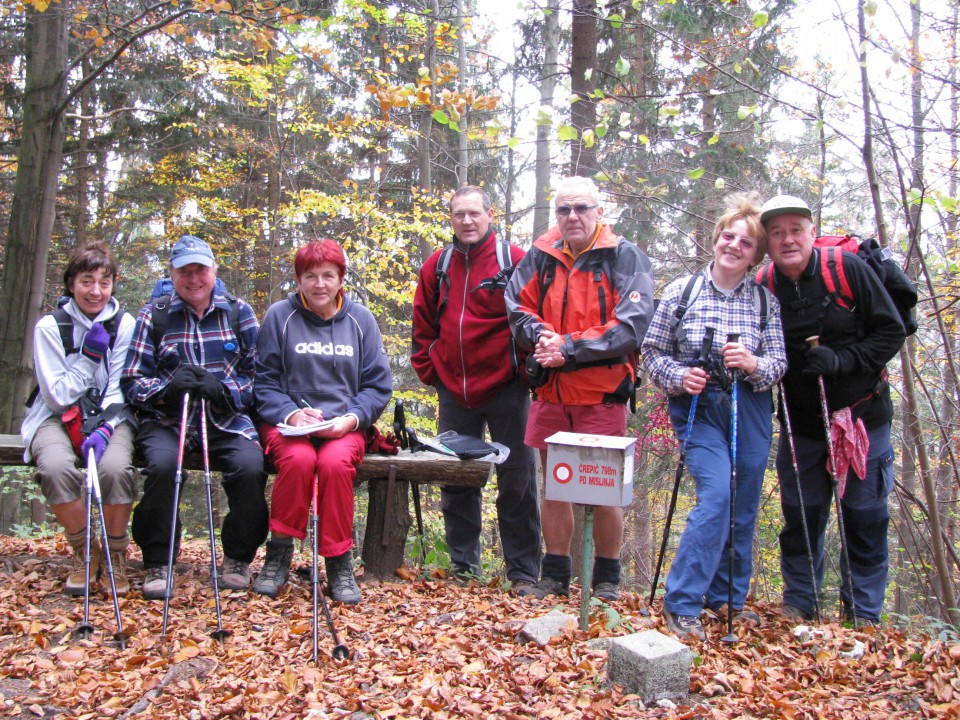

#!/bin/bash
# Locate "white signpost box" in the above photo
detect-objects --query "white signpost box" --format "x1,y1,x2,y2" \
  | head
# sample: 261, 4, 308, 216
544, 432, 636, 629
544, 432, 636, 507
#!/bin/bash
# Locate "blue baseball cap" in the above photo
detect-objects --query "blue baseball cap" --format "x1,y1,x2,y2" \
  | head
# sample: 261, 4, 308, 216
170, 235, 214, 268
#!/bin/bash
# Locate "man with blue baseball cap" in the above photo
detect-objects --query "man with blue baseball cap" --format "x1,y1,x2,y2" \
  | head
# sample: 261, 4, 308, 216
122, 235, 268, 600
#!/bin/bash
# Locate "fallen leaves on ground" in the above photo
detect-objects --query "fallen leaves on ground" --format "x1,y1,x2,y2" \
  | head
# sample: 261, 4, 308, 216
0, 535, 956, 719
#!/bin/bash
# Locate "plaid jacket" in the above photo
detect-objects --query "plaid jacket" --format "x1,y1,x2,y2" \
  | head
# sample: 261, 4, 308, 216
121, 289, 260, 441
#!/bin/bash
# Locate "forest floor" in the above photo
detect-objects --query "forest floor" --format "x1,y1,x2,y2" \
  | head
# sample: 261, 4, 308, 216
0, 535, 957, 719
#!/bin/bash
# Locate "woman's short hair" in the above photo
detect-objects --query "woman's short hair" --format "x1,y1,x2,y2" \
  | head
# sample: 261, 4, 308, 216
711, 191, 767, 262
294, 239, 347, 282
63, 242, 120, 296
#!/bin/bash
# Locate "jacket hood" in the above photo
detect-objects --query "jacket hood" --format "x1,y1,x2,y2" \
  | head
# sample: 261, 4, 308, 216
63, 296, 122, 327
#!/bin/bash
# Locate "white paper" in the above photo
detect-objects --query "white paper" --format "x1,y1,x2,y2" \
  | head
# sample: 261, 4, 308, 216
277, 419, 337, 437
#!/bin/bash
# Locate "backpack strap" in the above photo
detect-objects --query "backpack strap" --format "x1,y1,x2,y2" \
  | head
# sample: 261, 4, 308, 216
495, 238, 513, 275
432, 245, 455, 328
53, 308, 77, 355
754, 263, 776, 293
752, 283, 771, 354
150, 294, 172, 349
819, 247, 855, 311
670, 273, 704, 353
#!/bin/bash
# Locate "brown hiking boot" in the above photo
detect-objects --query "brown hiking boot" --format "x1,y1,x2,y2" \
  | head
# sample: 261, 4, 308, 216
100, 538, 130, 597
65, 534, 101, 597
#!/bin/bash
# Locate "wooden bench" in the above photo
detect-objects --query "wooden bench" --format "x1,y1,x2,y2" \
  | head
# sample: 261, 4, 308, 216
0, 434, 492, 580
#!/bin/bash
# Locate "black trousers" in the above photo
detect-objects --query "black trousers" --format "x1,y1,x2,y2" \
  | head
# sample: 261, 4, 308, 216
131, 421, 268, 568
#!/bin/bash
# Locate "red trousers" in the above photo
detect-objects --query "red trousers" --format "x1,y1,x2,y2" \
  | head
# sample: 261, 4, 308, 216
259, 424, 366, 558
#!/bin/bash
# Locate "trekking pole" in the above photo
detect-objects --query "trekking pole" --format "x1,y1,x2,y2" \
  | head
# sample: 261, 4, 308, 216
395, 400, 425, 565
649, 326, 715, 605
311, 472, 319, 663
312, 472, 349, 661
806, 336, 858, 627
778, 383, 822, 623
87, 447, 129, 648
161, 393, 191, 639
73, 458, 96, 640
721, 333, 740, 644
199, 399, 231, 643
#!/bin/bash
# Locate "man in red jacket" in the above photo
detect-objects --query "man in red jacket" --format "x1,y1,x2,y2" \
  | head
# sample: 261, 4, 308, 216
411, 186, 541, 593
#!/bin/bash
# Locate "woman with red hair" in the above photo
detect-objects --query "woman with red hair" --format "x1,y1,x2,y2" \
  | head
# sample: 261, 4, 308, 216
253, 239, 392, 603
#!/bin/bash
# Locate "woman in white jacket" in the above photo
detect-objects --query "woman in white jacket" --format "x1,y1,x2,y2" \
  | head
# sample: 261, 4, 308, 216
21, 242, 138, 596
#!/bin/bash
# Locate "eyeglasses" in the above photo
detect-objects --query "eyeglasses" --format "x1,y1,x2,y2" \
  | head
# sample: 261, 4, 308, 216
556, 203, 598, 217
718, 230, 757, 251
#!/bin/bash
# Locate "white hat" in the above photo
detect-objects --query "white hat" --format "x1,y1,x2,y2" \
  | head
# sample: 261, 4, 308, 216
760, 195, 812, 224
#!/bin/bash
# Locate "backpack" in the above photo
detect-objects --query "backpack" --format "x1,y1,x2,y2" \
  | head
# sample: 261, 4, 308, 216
755, 235, 918, 336
148, 277, 243, 350
669, 273, 771, 354
433, 238, 514, 327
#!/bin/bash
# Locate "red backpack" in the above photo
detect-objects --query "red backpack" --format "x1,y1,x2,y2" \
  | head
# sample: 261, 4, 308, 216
755, 234, 918, 336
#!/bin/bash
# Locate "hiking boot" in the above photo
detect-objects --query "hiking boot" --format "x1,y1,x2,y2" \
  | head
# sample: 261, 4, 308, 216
524, 576, 570, 600
65, 534, 101, 597
99, 537, 130, 597
841, 608, 879, 628
780, 604, 812, 622
593, 582, 620, 602
142, 565, 173, 600
509, 580, 538, 597
220, 557, 251, 590
253, 541, 294, 598
664, 610, 705, 641
734, 609, 762, 627
325, 551, 361, 605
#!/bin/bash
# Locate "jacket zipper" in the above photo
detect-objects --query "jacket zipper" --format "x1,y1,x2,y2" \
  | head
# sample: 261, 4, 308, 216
458, 251, 470, 404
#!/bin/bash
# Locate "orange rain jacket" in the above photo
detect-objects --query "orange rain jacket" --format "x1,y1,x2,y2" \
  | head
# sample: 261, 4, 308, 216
505, 223, 654, 406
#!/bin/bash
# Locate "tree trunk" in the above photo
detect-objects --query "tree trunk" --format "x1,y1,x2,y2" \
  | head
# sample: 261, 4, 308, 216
533, 2, 561, 238
569, 0, 598, 176
455, 0, 469, 185
0, 2, 70, 435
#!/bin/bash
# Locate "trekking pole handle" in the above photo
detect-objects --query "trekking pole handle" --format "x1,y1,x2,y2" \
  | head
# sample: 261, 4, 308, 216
806, 335, 820, 348
695, 326, 715, 367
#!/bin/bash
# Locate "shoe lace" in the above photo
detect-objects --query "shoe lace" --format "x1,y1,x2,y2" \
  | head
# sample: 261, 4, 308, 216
331, 562, 357, 593
675, 614, 701, 630
260, 555, 287, 582
145, 566, 166, 583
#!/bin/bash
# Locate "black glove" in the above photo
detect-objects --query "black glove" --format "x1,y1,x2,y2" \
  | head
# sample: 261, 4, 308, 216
803, 345, 842, 377
193, 367, 231, 408
163, 365, 202, 408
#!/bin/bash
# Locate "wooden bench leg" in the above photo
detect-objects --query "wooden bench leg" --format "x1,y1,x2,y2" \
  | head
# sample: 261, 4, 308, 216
361, 466, 411, 581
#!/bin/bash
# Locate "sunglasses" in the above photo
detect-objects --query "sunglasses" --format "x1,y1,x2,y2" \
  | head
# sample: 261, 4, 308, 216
556, 203, 598, 217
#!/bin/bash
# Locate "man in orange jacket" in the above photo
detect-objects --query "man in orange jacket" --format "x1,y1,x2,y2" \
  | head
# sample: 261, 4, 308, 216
506, 176, 654, 601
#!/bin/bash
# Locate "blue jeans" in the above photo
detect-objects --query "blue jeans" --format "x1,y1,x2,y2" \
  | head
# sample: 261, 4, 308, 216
664, 382, 773, 617
777, 422, 893, 622
437, 379, 541, 582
